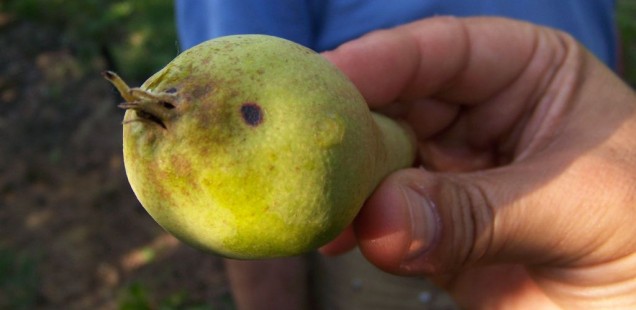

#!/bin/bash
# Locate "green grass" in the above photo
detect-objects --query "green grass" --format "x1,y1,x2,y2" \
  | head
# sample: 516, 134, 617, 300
0, 248, 40, 310
4, 0, 178, 83
118, 281, 233, 310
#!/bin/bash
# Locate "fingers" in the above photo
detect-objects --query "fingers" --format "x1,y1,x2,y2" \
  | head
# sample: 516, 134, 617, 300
323, 16, 578, 172
322, 16, 539, 108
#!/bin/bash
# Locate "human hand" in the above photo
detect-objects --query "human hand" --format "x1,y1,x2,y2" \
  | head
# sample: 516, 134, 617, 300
320, 17, 636, 309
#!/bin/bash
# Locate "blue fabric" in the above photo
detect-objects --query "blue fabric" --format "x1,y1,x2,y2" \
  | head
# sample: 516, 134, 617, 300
175, 0, 618, 68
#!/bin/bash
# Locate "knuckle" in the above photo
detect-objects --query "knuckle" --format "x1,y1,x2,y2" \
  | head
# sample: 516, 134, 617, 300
435, 174, 497, 271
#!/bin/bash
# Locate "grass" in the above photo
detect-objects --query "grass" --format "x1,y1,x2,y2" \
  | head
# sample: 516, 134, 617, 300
118, 281, 234, 310
0, 248, 40, 309
3, 0, 178, 83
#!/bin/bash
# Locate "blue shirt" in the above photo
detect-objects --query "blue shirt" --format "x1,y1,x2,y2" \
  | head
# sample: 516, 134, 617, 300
175, 0, 617, 68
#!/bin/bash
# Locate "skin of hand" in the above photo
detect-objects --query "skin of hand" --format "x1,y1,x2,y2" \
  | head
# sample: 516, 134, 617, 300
319, 17, 636, 309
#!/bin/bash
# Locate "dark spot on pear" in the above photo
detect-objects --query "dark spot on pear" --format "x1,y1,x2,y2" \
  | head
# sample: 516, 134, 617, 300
166, 87, 177, 93
240, 103, 263, 127
161, 101, 175, 109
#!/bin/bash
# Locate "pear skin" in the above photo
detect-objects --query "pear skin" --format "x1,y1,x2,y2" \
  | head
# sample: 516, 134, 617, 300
104, 35, 415, 259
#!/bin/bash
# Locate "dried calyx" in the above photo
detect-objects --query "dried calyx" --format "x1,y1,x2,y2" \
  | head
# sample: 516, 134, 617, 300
102, 71, 177, 129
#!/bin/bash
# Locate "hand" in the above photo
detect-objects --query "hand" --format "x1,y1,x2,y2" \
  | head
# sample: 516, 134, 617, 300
320, 17, 636, 309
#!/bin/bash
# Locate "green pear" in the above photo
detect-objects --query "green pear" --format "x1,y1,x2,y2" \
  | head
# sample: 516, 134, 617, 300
103, 35, 415, 259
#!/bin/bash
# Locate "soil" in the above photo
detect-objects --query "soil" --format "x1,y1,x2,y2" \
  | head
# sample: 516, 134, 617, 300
0, 19, 231, 309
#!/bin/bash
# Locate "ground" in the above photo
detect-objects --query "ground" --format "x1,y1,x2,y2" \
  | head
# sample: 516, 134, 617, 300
0, 19, 232, 309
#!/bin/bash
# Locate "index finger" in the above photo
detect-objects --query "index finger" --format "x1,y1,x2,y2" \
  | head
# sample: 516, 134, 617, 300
322, 16, 542, 108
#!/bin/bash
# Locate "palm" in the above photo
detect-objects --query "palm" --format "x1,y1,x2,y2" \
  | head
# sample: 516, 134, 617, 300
438, 265, 559, 308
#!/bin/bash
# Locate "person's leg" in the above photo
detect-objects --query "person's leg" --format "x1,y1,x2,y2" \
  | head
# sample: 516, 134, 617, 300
225, 256, 310, 310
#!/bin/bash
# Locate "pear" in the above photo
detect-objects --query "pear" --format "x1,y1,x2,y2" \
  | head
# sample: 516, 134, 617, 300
103, 35, 415, 259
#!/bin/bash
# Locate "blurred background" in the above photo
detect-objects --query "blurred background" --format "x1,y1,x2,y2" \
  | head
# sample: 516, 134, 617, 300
0, 1, 232, 309
0, 1, 635, 309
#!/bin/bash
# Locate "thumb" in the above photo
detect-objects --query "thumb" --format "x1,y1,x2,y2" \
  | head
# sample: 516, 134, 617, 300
353, 164, 596, 276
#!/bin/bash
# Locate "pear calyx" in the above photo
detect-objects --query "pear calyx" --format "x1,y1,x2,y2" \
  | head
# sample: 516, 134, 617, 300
102, 70, 177, 129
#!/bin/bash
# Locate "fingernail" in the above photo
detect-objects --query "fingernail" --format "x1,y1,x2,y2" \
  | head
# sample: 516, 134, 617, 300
401, 186, 441, 261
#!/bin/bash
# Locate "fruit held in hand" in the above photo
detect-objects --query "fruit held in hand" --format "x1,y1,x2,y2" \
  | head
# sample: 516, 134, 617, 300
104, 35, 415, 259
